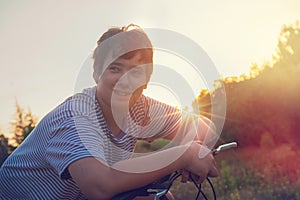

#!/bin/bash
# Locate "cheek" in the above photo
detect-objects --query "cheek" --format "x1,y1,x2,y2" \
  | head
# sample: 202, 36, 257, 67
98, 73, 120, 87
127, 73, 149, 89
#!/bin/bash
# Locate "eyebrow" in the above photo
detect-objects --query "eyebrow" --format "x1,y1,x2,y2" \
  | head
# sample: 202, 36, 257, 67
110, 61, 123, 66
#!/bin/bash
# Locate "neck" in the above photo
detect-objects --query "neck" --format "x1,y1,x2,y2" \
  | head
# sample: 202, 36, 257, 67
96, 91, 127, 136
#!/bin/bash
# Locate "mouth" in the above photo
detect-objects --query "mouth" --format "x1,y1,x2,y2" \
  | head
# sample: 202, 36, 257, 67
113, 89, 132, 97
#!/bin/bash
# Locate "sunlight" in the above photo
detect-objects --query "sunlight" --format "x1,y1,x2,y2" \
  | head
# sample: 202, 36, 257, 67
143, 83, 180, 107
143, 48, 210, 111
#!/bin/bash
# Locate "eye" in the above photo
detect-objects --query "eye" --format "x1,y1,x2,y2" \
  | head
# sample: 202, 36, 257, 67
130, 68, 145, 77
109, 65, 121, 73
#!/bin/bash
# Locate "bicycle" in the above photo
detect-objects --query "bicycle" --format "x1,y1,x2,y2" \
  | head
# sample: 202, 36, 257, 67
111, 142, 237, 200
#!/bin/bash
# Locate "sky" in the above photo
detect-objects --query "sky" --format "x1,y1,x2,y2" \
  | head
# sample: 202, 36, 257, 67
0, 0, 299, 136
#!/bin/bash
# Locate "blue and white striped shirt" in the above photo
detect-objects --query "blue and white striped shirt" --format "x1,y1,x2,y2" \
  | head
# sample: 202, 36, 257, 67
0, 87, 181, 199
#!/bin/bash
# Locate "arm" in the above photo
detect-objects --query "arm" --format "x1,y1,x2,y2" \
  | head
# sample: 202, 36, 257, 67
164, 113, 218, 149
69, 142, 218, 200
139, 97, 217, 146
162, 113, 219, 184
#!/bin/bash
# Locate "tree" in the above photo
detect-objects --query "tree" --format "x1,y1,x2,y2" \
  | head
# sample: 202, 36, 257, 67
11, 100, 37, 147
194, 20, 300, 147
274, 20, 300, 66
192, 89, 211, 118
0, 101, 38, 166
0, 133, 11, 166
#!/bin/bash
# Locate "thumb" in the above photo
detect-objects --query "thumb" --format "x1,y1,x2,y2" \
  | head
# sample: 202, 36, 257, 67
198, 145, 211, 159
208, 164, 219, 177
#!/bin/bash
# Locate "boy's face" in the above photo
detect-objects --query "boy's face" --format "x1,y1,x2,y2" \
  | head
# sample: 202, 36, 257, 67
96, 51, 152, 109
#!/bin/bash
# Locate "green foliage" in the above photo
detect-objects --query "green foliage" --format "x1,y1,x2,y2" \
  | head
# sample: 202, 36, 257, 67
149, 139, 170, 151
275, 21, 300, 66
0, 100, 38, 166
134, 138, 170, 153
169, 156, 300, 200
196, 21, 300, 147
0, 133, 12, 166
188, 20, 300, 199
11, 100, 37, 147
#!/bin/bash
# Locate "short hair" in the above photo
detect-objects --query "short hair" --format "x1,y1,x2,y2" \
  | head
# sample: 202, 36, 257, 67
92, 24, 153, 78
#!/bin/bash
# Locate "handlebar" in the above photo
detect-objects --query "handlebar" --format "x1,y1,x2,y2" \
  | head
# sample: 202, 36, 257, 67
112, 142, 238, 200
212, 142, 237, 155
111, 173, 177, 200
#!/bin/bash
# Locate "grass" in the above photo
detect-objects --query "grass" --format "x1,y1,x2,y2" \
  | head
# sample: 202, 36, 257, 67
135, 140, 300, 200
170, 159, 300, 200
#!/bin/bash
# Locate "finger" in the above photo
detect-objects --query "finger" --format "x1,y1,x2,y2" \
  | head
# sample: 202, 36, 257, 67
181, 170, 189, 183
197, 175, 206, 184
193, 140, 204, 145
208, 165, 219, 177
189, 173, 199, 183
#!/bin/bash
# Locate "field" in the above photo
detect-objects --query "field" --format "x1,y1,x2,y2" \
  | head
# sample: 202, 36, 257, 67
136, 140, 300, 200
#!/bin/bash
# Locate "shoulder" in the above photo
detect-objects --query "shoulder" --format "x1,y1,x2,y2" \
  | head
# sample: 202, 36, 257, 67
52, 87, 98, 117
136, 95, 182, 124
39, 87, 100, 130
64, 87, 98, 114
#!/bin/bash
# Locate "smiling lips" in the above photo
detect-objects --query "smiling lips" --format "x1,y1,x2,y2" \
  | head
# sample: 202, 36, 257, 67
113, 89, 132, 97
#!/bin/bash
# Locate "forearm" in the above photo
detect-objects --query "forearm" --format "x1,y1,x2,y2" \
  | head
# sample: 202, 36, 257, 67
110, 145, 189, 194
70, 144, 190, 199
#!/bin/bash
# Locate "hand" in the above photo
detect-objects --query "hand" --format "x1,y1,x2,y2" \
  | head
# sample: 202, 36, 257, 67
179, 169, 199, 183
183, 142, 218, 184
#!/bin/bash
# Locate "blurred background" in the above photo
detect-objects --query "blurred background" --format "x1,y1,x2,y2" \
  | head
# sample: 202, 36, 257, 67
1, 1, 299, 199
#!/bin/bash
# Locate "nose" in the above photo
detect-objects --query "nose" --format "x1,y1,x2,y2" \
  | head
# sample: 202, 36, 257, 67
116, 68, 147, 91
116, 72, 134, 91
118, 72, 130, 85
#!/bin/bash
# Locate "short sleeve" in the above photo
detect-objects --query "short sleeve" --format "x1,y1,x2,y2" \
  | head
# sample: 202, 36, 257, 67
149, 101, 182, 138
133, 97, 182, 139
46, 115, 106, 180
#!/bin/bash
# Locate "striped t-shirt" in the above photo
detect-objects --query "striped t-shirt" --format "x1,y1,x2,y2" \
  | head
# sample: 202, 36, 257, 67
0, 87, 182, 199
